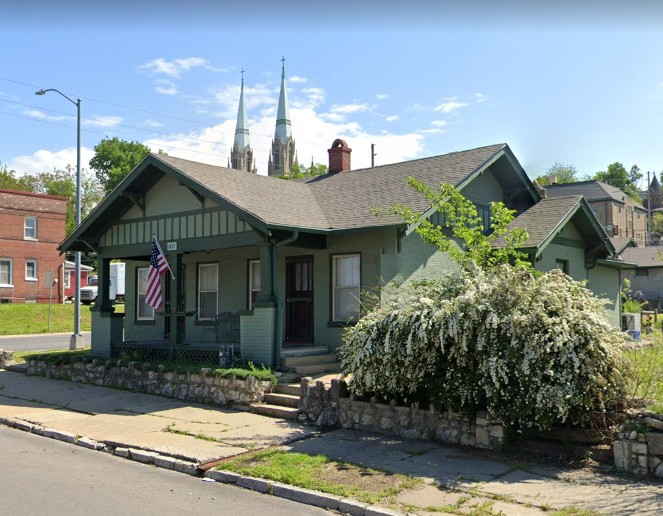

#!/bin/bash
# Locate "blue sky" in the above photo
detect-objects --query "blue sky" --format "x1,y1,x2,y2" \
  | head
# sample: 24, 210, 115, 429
3, 1, 663, 186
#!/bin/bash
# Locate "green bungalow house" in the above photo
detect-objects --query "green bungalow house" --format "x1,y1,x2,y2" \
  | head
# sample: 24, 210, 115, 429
60, 141, 627, 367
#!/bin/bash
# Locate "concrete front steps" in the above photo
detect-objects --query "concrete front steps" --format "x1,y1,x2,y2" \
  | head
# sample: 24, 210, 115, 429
250, 347, 339, 420
250, 384, 301, 420
281, 347, 340, 376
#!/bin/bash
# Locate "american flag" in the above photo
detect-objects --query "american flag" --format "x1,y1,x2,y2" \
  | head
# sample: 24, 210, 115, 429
146, 237, 169, 310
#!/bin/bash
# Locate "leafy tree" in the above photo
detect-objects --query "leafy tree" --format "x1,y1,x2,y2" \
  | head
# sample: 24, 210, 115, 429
535, 162, 582, 186
389, 179, 531, 271
594, 162, 642, 201
0, 163, 33, 191
281, 162, 328, 180
650, 212, 663, 245
89, 137, 150, 194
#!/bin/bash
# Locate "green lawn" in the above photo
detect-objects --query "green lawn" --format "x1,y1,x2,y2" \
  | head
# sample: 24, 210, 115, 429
0, 303, 92, 335
625, 332, 663, 413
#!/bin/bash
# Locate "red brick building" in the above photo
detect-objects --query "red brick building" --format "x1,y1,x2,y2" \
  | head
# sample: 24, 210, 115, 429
0, 189, 68, 303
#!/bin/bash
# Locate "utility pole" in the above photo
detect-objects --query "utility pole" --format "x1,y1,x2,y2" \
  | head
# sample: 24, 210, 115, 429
647, 170, 652, 246
371, 143, 376, 167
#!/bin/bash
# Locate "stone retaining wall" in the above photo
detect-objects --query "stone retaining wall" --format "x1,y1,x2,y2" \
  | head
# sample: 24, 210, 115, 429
26, 359, 272, 406
298, 377, 505, 449
613, 415, 663, 478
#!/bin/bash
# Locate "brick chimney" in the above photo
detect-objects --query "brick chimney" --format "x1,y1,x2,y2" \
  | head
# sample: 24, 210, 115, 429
328, 138, 352, 173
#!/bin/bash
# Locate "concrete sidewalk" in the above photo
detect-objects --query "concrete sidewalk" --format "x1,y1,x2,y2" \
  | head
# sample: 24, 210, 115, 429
0, 369, 661, 515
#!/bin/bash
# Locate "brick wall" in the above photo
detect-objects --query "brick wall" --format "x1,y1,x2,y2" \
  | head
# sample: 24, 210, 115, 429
0, 189, 67, 303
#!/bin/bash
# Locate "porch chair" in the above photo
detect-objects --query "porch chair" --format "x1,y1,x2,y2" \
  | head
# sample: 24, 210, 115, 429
214, 311, 240, 364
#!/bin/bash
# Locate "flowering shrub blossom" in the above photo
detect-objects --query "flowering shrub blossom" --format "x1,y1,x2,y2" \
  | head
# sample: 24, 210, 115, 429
339, 265, 631, 433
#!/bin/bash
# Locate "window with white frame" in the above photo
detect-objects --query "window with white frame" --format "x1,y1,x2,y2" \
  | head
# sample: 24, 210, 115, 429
248, 260, 260, 309
136, 267, 154, 320
64, 270, 70, 289
198, 263, 218, 320
332, 254, 361, 322
24, 216, 37, 240
0, 259, 12, 286
25, 259, 37, 281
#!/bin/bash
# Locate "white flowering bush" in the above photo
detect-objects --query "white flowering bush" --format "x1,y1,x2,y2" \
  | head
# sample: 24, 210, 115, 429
339, 265, 632, 433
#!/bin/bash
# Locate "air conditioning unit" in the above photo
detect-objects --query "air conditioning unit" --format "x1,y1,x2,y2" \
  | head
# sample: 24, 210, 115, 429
0, 298, 12, 304
622, 313, 641, 331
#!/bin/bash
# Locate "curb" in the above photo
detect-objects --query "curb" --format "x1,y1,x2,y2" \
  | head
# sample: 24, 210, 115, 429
0, 416, 405, 516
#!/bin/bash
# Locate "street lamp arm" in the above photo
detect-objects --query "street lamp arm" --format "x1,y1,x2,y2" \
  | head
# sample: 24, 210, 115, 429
35, 88, 79, 107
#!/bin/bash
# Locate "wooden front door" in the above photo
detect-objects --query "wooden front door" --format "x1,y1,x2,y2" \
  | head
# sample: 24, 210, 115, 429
285, 256, 314, 343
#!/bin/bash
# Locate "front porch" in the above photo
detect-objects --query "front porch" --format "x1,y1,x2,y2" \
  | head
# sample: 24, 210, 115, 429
92, 296, 334, 369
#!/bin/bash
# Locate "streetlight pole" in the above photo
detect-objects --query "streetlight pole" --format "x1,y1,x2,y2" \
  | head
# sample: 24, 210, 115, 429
35, 88, 84, 349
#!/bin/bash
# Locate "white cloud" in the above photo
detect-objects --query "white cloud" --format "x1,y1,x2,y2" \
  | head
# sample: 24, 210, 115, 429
321, 112, 345, 123
419, 128, 446, 134
138, 57, 211, 78
431, 120, 448, 127
474, 93, 487, 103
143, 101, 424, 174
434, 98, 469, 113
155, 80, 178, 95
8, 147, 95, 176
376, 93, 389, 100
289, 76, 308, 84
331, 103, 369, 114
23, 109, 69, 122
83, 115, 123, 128
142, 119, 164, 128
385, 115, 399, 122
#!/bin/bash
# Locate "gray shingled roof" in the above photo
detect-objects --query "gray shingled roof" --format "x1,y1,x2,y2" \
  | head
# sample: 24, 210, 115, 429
620, 246, 663, 268
153, 154, 332, 230
155, 144, 507, 231
504, 195, 584, 249
609, 237, 636, 254
545, 180, 644, 208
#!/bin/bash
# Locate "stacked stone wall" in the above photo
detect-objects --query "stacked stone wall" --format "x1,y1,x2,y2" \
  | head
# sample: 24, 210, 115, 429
613, 414, 663, 478
298, 377, 504, 449
26, 359, 271, 406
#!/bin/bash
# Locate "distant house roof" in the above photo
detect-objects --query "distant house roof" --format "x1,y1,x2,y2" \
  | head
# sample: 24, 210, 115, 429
620, 246, 663, 268
502, 195, 617, 262
609, 237, 637, 254
61, 143, 540, 252
544, 180, 644, 209
64, 260, 94, 271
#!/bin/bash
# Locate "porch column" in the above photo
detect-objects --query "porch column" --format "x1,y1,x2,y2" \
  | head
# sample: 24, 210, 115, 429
256, 240, 275, 306
97, 257, 113, 312
168, 253, 183, 359
90, 257, 113, 357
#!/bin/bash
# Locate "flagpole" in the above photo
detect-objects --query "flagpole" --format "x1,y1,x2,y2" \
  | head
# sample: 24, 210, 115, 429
153, 235, 175, 279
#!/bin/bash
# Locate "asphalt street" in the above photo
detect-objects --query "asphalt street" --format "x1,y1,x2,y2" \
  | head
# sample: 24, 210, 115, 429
0, 331, 91, 352
0, 425, 331, 516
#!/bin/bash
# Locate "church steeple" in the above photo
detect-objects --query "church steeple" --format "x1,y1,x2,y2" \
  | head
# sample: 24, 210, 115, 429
230, 69, 256, 173
268, 57, 296, 177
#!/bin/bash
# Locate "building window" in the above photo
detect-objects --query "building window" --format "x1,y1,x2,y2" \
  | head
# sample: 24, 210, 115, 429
24, 216, 37, 240
555, 259, 569, 275
64, 271, 70, 289
198, 263, 218, 321
0, 259, 12, 286
636, 268, 650, 277
477, 205, 491, 234
25, 260, 37, 281
248, 260, 260, 310
136, 267, 154, 320
332, 254, 361, 322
